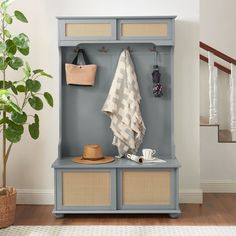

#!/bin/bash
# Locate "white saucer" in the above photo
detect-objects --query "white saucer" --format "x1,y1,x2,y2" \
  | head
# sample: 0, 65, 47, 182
140, 156, 166, 163
140, 156, 157, 161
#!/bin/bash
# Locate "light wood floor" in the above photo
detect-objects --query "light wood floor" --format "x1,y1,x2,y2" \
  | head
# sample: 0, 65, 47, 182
14, 193, 236, 225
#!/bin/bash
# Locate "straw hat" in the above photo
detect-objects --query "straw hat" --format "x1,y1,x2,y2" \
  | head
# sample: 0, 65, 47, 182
72, 144, 114, 164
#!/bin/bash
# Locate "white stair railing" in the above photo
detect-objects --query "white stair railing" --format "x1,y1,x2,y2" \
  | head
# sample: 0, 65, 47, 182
230, 63, 236, 141
208, 52, 218, 124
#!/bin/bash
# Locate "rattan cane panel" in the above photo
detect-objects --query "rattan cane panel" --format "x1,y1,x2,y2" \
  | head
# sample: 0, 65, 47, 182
63, 172, 111, 206
121, 23, 168, 37
65, 23, 112, 37
122, 171, 171, 205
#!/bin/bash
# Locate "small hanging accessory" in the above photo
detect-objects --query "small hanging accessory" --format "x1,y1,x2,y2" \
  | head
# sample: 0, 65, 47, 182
65, 48, 97, 86
152, 65, 163, 97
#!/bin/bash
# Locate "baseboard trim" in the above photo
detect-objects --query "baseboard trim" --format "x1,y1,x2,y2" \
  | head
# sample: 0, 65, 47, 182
16, 188, 203, 205
201, 181, 236, 193
16, 189, 54, 205
179, 189, 203, 204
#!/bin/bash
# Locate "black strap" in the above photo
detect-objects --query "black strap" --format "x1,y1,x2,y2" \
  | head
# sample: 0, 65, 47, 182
72, 49, 90, 65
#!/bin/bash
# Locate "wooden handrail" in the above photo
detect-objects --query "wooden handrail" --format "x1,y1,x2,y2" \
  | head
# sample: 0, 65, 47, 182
200, 54, 231, 74
200, 41, 236, 65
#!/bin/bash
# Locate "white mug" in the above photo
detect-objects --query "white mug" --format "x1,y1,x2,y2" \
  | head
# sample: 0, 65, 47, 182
142, 148, 156, 160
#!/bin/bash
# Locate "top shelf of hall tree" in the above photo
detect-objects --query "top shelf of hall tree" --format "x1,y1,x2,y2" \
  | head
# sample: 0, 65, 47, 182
57, 16, 176, 46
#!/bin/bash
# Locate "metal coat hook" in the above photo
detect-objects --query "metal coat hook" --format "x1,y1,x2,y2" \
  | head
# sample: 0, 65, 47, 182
74, 45, 80, 53
149, 45, 158, 52
155, 50, 158, 65
98, 46, 109, 53
122, 46, 134, 53
149, 46, 158, 65
127, 46, 133, 53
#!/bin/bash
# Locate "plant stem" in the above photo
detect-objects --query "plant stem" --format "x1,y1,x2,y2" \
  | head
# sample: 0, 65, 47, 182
2, 16, 7, 188
2, 112, 6, 187
2, 143, 13, 188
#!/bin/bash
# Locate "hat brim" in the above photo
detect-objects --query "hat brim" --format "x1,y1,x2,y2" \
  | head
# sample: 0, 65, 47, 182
72, 156, 114, 164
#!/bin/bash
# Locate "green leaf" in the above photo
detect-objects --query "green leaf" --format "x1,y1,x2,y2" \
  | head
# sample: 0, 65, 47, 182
4, 120, 24, 143
4, 13, 13, 24
3, 29, 11, 38
26, 79, 41, 92
33, 69, 43, 74
16, 85, 26, 92
0, 89, 10, 96
4, 105, 13, 113
23, 68, 30, 78
0, 89, 22, 114
8, 57, 23, 70
29, 96, 43, 110
34, 114, 39, 124
8, 101, 22, 114
8, 120, 24, 134
10, 84, 18, 95
11, 111, 27, 124
1, 0, 15, 10
4, 127, 21, 143
44, 92, 53, 107
22, 62, 31, 77
40, 71, 52, 78
0, 57, 8, 70
25, 62, 31, 73
0, 42, 6, 53
14, 10, 28, 23
28, 122, 39, 139
13, 33, 29, 49
0, 117, 8, 125
0, 81, 11, 89
18, 47, 29, 56
6, 39, 17, 55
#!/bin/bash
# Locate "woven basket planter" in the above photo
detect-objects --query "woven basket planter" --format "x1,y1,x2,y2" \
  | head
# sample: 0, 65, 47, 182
0, 187, 16, 228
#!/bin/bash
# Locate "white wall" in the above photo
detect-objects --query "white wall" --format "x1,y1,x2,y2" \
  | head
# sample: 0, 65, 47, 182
201, 126, 236, 192
200, 0, 236, 191
200, 0, 236, 58
0, 0, 201, 203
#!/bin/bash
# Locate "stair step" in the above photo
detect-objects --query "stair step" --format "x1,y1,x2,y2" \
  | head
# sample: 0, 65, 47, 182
200, 116, 236, 142
219, 129, 232, 142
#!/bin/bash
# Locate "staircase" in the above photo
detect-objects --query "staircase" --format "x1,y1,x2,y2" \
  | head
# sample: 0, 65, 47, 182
200, 116, 234, 143
200, 41, 236, 143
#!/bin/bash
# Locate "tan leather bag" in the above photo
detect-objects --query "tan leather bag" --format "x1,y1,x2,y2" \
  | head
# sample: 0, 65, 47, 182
65, 49, 97, 86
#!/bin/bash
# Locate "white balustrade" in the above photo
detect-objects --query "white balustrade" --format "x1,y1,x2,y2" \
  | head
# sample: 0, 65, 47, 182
230, 63, 236, 141
208, 52, 218, 124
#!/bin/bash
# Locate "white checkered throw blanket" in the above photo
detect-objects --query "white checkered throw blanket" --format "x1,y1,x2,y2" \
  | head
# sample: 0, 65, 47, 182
102, 49, 146, 157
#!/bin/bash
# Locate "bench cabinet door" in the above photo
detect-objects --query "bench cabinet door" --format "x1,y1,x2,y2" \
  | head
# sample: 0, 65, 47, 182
117, 169, 176, 210
59, 19, 116, 41
118, 19, 173, 41
56, 169, 116, 211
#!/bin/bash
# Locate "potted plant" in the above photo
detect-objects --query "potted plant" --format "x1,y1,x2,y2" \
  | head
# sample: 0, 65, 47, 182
0, 0, 53, 228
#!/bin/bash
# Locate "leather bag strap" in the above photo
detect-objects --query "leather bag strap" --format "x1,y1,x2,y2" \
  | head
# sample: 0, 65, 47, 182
72, 49, 90, 65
